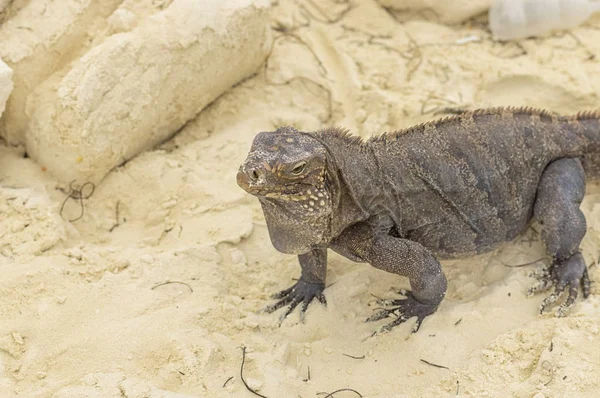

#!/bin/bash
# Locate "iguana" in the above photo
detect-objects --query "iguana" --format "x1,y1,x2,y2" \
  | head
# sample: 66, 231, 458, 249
236, 107, 599, 333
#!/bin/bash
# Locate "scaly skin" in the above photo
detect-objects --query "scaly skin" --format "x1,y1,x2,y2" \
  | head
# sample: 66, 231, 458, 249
237, 107, 600, 334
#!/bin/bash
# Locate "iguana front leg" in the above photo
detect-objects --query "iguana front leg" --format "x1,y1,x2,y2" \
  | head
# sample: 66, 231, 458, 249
264, 247, 327, 323
330, 222, 447, 333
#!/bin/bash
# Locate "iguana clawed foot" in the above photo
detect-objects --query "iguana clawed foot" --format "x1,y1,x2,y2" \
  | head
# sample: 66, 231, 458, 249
263, 280, 327, 324
528, 252, 590, 317
367, 291, 438, 335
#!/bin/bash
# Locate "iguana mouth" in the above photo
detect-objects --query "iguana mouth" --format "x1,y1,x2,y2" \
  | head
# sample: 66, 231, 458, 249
238, 169, 316, 201
248, 187, 310, 201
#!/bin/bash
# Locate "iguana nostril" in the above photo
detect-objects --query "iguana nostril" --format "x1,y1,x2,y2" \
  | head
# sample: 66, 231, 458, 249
237, 165, 264, 189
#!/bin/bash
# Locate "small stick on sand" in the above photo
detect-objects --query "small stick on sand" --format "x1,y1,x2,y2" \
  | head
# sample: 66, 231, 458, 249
303, 365, 311, 382
343, 353, 365, 360
59, 180, 96, 222
502, 258, 545, 268
317, 388, 363, 398
239, 346, 268, 398
420, 359, 449, 370
542, 360, 554, 386
109, 200, 121, 232
151, 281, 193, 293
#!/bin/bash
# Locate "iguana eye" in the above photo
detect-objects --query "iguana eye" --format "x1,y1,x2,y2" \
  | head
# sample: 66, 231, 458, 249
289, 161, 306, 175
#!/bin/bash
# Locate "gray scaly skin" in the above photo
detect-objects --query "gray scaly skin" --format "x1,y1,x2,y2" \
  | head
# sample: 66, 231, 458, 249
236, 107, 600, 333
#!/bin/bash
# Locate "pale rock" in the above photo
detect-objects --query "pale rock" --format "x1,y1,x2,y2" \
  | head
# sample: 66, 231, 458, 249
26, 0, 272, 184
0, 58, 12, 119
246, 378, 264, 391
377, 0, 493, 24
230, 248, 247, 264
0, 0, 124, 144
139, 254, 154, 263
107, 8, 138, 33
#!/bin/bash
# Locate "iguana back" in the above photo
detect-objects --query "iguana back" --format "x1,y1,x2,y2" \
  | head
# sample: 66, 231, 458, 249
313, 107, 600, 257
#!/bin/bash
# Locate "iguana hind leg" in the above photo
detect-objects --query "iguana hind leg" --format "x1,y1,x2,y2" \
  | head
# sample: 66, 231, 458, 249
530, 157, 591, 316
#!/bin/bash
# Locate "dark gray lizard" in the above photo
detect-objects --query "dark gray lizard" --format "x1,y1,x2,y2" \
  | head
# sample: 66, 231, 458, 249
236, 107, 600, 333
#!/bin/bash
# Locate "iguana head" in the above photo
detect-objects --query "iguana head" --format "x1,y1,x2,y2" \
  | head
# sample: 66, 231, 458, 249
237, 126, 333, 254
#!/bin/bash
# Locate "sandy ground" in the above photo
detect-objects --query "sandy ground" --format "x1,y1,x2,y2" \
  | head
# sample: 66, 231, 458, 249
1, 0, 600, 397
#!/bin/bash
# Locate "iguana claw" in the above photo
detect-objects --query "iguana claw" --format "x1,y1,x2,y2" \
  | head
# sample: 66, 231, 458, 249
263, 280, 326, 324
367, 291, 438, 335
528, 252, 590, 317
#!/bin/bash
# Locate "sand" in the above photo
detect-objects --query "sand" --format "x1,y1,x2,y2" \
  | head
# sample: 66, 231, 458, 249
0, 0, 599, 397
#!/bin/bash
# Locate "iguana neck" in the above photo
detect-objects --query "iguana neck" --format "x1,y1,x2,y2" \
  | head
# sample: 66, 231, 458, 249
309, 130, 379, 237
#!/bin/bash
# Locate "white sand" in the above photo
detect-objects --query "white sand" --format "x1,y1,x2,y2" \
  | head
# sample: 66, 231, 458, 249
0, 0, 599, 397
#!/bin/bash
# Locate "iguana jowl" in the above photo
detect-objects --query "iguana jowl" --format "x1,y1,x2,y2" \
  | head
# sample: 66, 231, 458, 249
236, 107, 599, 333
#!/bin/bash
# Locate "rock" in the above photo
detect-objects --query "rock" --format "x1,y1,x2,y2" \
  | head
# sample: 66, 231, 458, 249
107, 8, 138, 33
0, 0, 124, 144
230, 248, 247, 265
0, 58, 11, 119
25, 0, 271, 185
377, 0, 492, 24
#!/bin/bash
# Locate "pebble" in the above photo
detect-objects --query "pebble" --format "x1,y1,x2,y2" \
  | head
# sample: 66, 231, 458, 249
166, 159, 179, 168
356, 109, 367, 122
140, 254, 154, 263
230, 248, 246, 264
162, 199, 178, 209
12, 332, 24, 345
246, 378, 263, 391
